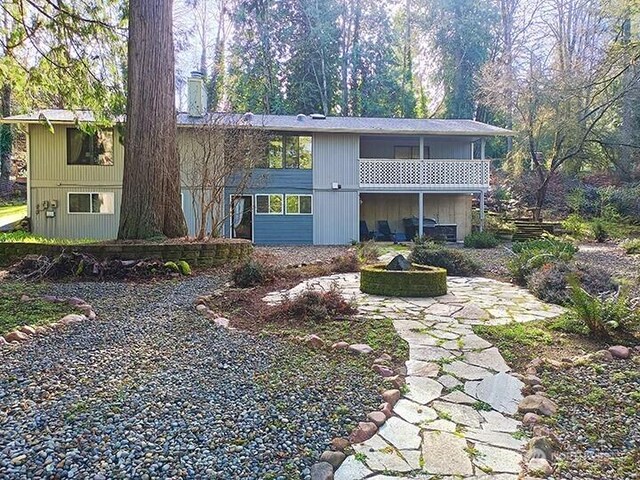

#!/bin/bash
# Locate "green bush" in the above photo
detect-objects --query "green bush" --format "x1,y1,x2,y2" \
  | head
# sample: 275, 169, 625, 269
410, 245, 480, 276
591, 220, 608, 243
508, 236, 578, 283
232, 260, 274, 288
562, 214, 589, 238
177, 260, 191, 276
463, 231, 500, 249
357, 240, 382, 263
621, 238, 640, 254
568, 279, 639, 337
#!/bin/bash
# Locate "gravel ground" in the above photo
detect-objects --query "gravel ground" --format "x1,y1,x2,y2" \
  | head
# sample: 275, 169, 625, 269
253, 246, 351, 267
542, 358, 640, 480
0, 276, 380, 479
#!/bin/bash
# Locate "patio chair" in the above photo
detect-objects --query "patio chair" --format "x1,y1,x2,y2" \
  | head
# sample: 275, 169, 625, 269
374, 220, 396, 242
360, 220, 373, 241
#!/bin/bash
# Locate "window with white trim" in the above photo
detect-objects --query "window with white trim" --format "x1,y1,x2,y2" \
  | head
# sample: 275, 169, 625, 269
68, 192, 115, 214
255, 194, 283, 214
285, 194, 312, 214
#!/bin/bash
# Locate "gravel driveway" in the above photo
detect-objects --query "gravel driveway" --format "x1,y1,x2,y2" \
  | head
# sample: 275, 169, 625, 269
0, 276, 379, 479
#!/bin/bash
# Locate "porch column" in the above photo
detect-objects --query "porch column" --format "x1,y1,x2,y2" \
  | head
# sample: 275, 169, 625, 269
480, 138, 486, 160
418, 192, 424, 239
480, 191, 485, 232
419, 136, 424, 159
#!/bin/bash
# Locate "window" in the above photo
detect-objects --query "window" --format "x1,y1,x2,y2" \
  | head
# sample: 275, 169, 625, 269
394, 146, 421, 159
67, 128, 114, 166
68, 192, 115, 214
265, 135, 312, 169
255, 194, 283, 214
285, 194, 312, 215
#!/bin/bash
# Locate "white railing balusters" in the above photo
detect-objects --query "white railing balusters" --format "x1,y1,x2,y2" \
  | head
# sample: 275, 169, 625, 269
358, 159, 490, 189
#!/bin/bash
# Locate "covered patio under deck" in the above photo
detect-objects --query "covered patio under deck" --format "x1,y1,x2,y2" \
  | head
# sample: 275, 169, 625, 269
359, 192, 475, 242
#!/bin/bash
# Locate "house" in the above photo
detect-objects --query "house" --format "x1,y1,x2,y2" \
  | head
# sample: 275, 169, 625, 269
1, 73, 511, 245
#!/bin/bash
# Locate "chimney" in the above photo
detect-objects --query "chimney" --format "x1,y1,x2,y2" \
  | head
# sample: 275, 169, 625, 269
187, 71, 207, 117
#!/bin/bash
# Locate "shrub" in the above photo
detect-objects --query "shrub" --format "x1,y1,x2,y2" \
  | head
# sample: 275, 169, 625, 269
463, 231, 500, 249
410, 245, 480, 276
177, 260, 192, 276
591, 220, 608, 243
621, 238, 640, 254
232, 260, 274, 288
562, 214, 589, 238
274, 285, 357, 322
568, 279, 639, 337
331, 252, 360, 273
357, 240, 382, 263
508, 236, 578, 283
527, 262, 617, 305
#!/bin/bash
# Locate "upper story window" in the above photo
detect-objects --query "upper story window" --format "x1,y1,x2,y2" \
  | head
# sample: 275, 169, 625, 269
265, 135, 312, 169
67, 128, 114, 166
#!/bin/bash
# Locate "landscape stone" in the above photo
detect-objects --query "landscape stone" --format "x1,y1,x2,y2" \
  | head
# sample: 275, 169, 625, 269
5, 331, 29, 342
378, 402, 393, 418
305, 334, 324, 348
522, 412, 542, 426
422, 418, 457, 432
409, 345, 454, 362
608, 345, 630, 359
440, 390, 476, 405
528, 458, 553, 476
464, 347, 510, 372
480, 410, 520, 433
349, 422, 378, 444
386, 255, 411, 271
404, 376, 443, 405
443, 360, 492, 380
353, 435, 412, 472
332, 341, 349, 349
377, 417, 422, 450
320, 451, 346, 469
367, 411, 387, 427
330, 438, 350, 451
372, 364, 394, 377
437, 374, 461, 389
333, 455, 372, 480
393, 399, 438, 424
349, 343, 374, 355
431, 400, 482, 428
310, 462, 334, 480
473, 444, 522, 474
59, 314, 86, 325
381, 389, 401, 406
405, 360, 440, 377
18, 325, 36, 335
475, 372, 525, 414
421, 431, 473, 476
518, 395, 558, 416
464, 427, 527, 450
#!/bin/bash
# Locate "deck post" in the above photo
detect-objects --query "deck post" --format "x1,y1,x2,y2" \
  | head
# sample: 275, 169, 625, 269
480, 190, 485, 232
419, 136, 424, 159
418, 192, 424, 240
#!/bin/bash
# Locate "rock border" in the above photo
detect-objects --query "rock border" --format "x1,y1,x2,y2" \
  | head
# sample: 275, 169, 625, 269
516, 344, 639, 480
1, 295, 98, 345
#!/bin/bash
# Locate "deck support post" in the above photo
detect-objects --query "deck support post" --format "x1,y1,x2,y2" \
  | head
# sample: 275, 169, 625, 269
418, 192, 424, 240
480, 190, 485, 232
419, 136, 424, 160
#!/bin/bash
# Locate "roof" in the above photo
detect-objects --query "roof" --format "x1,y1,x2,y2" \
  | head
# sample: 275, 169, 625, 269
1, 109, 513, 137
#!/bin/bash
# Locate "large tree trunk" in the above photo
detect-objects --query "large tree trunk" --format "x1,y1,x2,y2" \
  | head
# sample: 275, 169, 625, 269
118, 0, 187, 239
0, 83, 11, 196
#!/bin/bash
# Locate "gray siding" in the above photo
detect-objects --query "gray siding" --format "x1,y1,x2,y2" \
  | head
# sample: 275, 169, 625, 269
312, 134, 359, 244
254, 214, 313, 245
313, 191, 359, 245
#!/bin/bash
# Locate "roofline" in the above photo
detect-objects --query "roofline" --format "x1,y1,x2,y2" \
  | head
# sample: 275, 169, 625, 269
1, 111, 514, 136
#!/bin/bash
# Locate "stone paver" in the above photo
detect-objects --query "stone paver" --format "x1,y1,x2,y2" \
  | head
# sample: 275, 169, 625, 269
268, 272, 565, 479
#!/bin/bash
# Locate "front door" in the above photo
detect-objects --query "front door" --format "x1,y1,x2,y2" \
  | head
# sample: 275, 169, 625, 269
231, 195, 253, 241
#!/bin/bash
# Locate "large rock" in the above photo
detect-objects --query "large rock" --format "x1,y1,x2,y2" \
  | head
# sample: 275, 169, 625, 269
474, 444, 522, 474
349, 344, 373, 355
377, 417, 422, 450
608, 345, 630, 359
366, 411, 387, 427
348, 422, 377, 444
5, 331, 29, 342
404, 376, 443, 405
330, 437, 350, 452
305, 334, 325, 348
333, 455, 372, 480
518, 395, 558, 416
18, 325, 36, 335
310, 462, 334, 480
320, 450, 346, 469
381, 389, 401, 406
386, 254, 411, 271
59, 314, 86, 325
528, 458, 553, 476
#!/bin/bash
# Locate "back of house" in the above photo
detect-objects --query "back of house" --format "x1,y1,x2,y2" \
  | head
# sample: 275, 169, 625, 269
1, 75, 510, 245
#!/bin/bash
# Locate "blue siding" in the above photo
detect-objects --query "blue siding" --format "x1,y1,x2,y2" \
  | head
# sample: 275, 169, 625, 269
225, 169, 314, 245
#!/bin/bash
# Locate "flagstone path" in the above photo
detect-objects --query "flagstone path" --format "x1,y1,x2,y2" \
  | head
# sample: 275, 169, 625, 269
264, 273, 565, 479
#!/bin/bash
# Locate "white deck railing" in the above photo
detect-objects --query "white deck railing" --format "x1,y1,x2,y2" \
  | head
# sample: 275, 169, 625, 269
359, 159, 490, 190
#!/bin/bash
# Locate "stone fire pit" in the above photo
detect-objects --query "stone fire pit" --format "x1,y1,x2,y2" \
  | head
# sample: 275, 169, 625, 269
360, 255, 447, 297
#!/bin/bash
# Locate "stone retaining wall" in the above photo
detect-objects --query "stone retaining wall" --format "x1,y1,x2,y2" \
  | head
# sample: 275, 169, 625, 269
0, 241, 252, 267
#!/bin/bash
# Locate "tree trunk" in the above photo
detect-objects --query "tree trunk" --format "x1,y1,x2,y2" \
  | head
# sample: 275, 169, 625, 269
118, 0, 187, 239
0, 83, 11, 196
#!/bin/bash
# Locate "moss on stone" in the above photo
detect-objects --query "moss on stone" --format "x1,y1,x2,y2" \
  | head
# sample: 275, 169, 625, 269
360, 264, 447, 297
